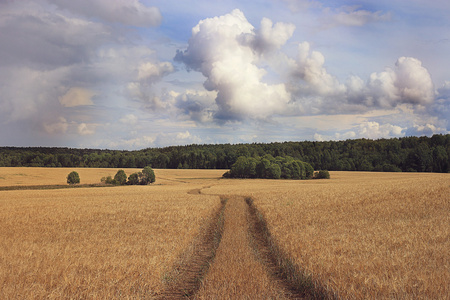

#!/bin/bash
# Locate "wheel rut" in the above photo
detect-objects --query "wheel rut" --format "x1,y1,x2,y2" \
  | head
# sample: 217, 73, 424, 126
160, 186, 332, 299
158, 196, 226, 299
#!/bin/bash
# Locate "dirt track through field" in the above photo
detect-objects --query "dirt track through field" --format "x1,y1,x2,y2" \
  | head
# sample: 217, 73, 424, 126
160, 186, 330, 299
158, 196, 226, 299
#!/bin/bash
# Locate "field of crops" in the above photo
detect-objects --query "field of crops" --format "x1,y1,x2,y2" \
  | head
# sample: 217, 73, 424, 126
0, 168, 448, 298
205, 172, 450, 299
0, 168, 222, 298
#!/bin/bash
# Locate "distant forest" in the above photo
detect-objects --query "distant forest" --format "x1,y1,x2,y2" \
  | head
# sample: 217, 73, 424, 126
1, 134, 449, 173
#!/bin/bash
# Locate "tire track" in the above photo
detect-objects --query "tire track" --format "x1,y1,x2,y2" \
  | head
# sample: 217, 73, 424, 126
161, 184, 333, 299
157, 196, 227, 299
194, 196, 287, 299
246, 197, 336, 299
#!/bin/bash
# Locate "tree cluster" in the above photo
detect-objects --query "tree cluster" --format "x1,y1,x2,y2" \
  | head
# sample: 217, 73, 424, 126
0, 134, 449, 173
101, 167, 155, 186
223, 155, 316, 179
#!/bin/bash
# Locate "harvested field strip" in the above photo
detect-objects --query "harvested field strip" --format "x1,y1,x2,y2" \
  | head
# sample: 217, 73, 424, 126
158, 196, 227, 299
246, 197, 336, 299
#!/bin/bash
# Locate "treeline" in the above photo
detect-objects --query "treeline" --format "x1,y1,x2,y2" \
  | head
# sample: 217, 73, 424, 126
0, 134, 449, 173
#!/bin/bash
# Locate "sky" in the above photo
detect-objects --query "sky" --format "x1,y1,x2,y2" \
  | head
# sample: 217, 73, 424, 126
0, 0, 449, 150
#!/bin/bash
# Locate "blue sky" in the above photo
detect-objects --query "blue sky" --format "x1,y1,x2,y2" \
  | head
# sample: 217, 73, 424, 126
0, 0, 449, 150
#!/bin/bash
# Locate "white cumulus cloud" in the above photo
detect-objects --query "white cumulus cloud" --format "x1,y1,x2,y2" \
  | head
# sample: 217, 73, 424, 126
365, 57, 435, 107
358, 121, 405, 139
175, 9, 292, 122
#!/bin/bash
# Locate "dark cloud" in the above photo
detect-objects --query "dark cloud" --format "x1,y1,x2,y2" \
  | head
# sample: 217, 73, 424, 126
0, 5, 110, 69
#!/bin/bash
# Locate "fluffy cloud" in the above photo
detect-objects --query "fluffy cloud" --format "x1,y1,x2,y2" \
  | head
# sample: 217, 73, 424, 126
175, 8, 441, 136
128, 61, 175, 106
288, 51, 436, 114
289, 41, 345, 97
137, 62, 174, 82
239, 17, 295, 55
357, 121, 405, 139
59, 88, 95, 107
77, 123, 96, 135
314, 121, 405, 141
175, 9, 293, 122
365, 57, 435, 107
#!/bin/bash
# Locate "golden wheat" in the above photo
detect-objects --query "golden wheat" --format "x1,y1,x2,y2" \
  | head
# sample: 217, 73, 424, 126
205, 172, 450, 299
0, 167, 145, 186
1, 168, 448, 298
0, 168, 223, 298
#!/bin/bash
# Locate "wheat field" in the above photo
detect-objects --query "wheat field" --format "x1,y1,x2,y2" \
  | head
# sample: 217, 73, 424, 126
205, 172, 450, 299
0, 168, 449, 299
0, 168, 222, 298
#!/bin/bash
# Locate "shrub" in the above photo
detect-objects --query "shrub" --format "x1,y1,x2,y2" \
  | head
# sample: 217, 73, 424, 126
142, 166, 155, 184
105, 176, 114, 184
101, 176, 115, 184
127, 173, 140, 185
222, 171, 232, 178
67, 171, 80, 185
313, 170, 330, 179
114, 170, 127, 185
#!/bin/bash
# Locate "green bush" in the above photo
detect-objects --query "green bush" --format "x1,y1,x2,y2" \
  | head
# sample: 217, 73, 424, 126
67, 171, 80, 184
142, 166, 155, 184
101, 175, 115, 184
313, 170, 330, 179
127, 172, 140, 185
99, 167, 156, 186
114, 170, 127, 185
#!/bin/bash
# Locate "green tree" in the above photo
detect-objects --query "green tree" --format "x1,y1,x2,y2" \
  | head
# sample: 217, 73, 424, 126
114, 169, 127, 185
304, 162, 314, 179
141, 166, 156, 184
67, 171, 80, 184
256, 158, 271, 178
433, 146, 448, 173
267, 164, 281, 179
127, 173, 140, 185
